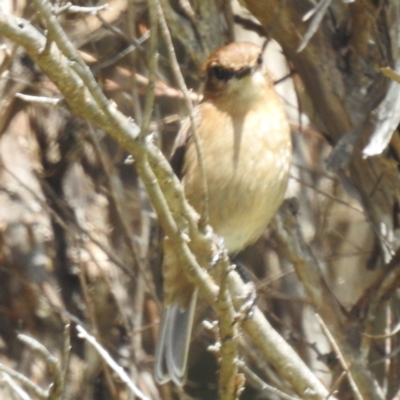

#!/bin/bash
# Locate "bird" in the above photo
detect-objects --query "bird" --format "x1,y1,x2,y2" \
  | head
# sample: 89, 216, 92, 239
154, 41, 292, 385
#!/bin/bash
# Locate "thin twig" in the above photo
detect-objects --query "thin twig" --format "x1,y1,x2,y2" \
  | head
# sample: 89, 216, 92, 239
18, 333, 63, 400
155, 0, 210, 228
289, 174, 365, 215
15, 92, 64, 105
34, 0, 106, 105
0, 364, 47, 400
325, 371, 347, 400
240, 362, 300, 400
61, 324, 71, 400
380, 66, 400, 84
274, 200, 383, 400
85, 126, 156, 294
314, 314, 364, 400
139, 0, 158, 140
3, 163, 134, 278
297, 0, 332, 52
363, 319, 400, 339
55, 3, 109, 15
76, 324, 150, 400
383, 305, 391, 395
75, 253, 118, 398
0, 372, 33, 400
92, 34, 149, 72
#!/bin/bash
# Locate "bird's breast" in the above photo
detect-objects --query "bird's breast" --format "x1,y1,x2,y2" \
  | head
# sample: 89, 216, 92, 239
183, 100, 291, 253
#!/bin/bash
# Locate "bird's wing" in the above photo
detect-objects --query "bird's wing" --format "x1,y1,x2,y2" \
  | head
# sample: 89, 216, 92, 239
169, 111, 199, 179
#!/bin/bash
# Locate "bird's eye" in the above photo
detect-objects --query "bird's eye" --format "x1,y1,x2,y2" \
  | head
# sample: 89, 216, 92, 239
256, 53, 263, 66
210, 66, 234, 81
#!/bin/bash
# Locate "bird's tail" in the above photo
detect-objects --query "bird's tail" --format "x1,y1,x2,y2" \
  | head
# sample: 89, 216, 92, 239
154, 290, 198, 385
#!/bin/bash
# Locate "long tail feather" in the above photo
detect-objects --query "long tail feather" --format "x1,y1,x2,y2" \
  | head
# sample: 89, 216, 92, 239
154, 290, 198, 385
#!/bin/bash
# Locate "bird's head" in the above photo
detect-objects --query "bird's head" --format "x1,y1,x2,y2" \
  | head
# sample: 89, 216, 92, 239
202, 42, 272, 110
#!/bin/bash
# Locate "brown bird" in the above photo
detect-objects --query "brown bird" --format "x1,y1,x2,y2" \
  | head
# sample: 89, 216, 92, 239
154, 41, 292, 385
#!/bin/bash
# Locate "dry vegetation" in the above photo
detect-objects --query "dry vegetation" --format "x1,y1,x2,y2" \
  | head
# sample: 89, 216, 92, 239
1, 0, 400, 399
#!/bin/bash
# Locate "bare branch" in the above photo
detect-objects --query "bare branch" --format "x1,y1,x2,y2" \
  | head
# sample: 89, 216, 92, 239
18, 334, 64, 400
0, 6, 338, 398
0, 363, 47, 400
273, 200, 385, 400
76, 325, 150, 400
297, 0, 332, 52
15, 93, 64, 105
139, 0, 158, 140
217, 255, 242, 400
0, 373, 33, 400
239, 362, 301, 400
55, 3, 109, 15
315, 314, 364, 400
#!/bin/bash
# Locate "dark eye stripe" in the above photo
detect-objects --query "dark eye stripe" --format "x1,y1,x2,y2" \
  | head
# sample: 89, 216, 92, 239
209, 66, 234, 81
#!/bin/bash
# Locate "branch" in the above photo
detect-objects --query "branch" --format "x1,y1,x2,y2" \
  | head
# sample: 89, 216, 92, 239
273, 199, 384, 400
0, 7, 333, 399
227, 270, 333, 400
0, 363, 47, 400
18, 334, 64, 399
216, 254, 242, 400
0, 334, 66, 400
315, 314, 363, 400
297, 0, 332, 52
76, 324, 149, 400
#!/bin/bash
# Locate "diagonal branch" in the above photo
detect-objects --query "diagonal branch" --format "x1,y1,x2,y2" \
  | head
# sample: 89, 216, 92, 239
0, 7, 334, 399
274, 199, 384, 400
